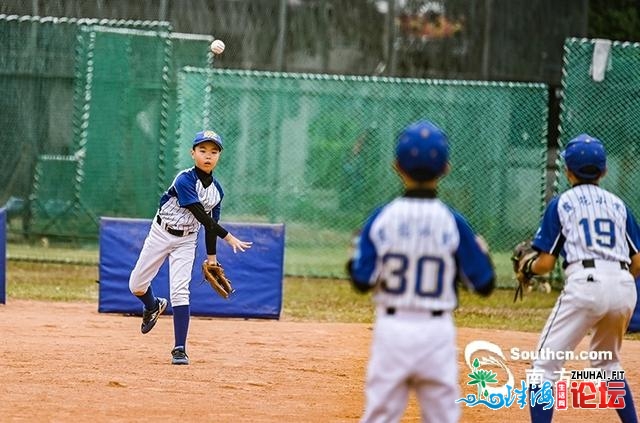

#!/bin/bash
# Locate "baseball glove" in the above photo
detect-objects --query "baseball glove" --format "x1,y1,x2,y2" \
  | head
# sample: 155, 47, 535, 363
202, 261, 235, 299
510, 240, 538, 302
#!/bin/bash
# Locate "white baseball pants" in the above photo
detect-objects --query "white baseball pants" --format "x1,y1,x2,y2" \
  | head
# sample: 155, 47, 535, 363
129, 220, 198, 307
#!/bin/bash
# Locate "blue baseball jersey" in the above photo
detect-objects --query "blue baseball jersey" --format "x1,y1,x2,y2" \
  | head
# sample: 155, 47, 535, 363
157, 167, 223, 233
532, 184, 640, 263
351, 196, 494, 311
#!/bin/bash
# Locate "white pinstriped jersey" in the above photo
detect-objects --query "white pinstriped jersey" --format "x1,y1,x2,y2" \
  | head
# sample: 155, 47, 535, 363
368, 198, 459, 310
157, 168, 222, 233
533, 184, 640, 264
351, 195, 494, 311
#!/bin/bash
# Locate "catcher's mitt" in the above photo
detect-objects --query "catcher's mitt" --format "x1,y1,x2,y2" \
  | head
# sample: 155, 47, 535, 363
202, 261, 235, 299
510, 240, 538, 302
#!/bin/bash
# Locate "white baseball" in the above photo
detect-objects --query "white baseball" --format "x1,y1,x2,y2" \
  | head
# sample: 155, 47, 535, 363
210, 39, 225, 55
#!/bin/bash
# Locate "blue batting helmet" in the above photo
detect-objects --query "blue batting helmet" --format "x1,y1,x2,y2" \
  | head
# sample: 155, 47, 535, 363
395, 120, 449, 181
561, 133, 606, 180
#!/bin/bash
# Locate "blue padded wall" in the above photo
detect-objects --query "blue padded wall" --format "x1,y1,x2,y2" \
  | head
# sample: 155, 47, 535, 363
99, 217, 284, 319
0, 208, 5, 304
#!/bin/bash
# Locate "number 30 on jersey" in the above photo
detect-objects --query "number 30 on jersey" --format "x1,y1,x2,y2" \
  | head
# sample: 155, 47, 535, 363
381, 253, 444, 297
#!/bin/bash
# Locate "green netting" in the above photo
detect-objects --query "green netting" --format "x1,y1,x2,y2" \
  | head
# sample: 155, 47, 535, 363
72, 25, 172, 227
558, 38, 640, 215
164, 33, 214, 187
20, 21, 213, 237
175, 68, 212, 173
176, 69, 548, 279
0, 15, 169, 207
5, 16, 551, 283
29, 155, 83, 236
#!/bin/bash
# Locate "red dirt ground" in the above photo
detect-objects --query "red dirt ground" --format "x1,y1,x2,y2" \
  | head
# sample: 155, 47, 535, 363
1, 300, 638, 422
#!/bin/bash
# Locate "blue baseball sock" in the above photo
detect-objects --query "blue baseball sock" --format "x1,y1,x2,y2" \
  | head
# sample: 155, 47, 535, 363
529, 385, 554, 423
173, 305, 190, 349
136, 286, 157, 310
616, 378, 638, 423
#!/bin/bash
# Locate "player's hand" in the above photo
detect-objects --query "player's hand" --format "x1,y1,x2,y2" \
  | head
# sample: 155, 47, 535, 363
224, 233, 253, 253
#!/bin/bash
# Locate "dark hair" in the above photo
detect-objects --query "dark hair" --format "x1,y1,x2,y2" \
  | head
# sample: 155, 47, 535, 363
575, 165, 602, 181
405, 167, 439, 182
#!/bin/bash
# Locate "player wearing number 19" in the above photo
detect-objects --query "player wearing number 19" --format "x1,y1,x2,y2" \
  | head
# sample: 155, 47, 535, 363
522, 134, 640, 423
347, 120, 495, 423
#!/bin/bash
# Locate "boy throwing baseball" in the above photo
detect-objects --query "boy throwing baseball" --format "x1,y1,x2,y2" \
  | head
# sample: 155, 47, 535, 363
347, 120, 495, 423
129, 130, 252, 365
518, 134, 640, 422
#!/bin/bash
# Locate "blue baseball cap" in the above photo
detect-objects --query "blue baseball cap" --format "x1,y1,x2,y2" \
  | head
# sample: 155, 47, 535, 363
193, 130, 223, 150
395, 120, 449, 181
560, 133, 606, 180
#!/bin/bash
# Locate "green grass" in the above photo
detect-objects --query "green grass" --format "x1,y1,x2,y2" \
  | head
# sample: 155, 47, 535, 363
283, 277, 558, 329
283, 248, 543, 288
6, 241, 535, 288
10, 261, 545, 326
282, 278, 640, 341
454, 289, 558, 332
8, 242, 99, 265
283, 276, 374, 322
7, 261, 640, 340
8, 261, 99, 301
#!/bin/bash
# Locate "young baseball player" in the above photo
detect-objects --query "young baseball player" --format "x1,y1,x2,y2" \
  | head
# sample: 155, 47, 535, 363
347, 120, 496, 423
129, 130, 252, 365
521, 134, 640, 423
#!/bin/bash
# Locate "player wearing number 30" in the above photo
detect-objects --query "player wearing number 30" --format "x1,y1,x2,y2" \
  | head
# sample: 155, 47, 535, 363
347, 120, 495, 423
524, 134, 640, 423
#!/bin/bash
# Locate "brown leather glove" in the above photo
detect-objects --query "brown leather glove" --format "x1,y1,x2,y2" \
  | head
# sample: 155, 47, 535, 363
202, 261, 235, 299
510, 240, 538, 302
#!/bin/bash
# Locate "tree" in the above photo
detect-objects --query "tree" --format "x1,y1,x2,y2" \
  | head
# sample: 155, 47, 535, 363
589, 0, 640, 42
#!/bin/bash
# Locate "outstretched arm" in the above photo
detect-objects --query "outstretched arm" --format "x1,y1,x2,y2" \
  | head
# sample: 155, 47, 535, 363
526, 252, 557, 276
222, 232, 253, 253
185, 202, 252, 253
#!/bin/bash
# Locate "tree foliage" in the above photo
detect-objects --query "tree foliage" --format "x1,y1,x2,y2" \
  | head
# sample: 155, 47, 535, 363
589, 0, 640, 42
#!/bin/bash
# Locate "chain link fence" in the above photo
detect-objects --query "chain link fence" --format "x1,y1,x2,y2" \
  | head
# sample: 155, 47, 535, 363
0, 16, 167, 196
557, 38, 640, 216
175, 69, 548, 281
0, 15, 169, 237
11, 17, 640, 286
1, 16, 549, 284
0, 17, 213, 238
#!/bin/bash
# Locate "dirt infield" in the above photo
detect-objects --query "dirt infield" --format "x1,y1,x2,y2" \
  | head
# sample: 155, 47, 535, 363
1, 300, 639, 422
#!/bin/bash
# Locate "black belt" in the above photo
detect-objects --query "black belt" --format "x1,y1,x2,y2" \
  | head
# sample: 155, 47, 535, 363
386, 307, 443, 317
156, 215, 192, 237
572, 259, 629, 271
